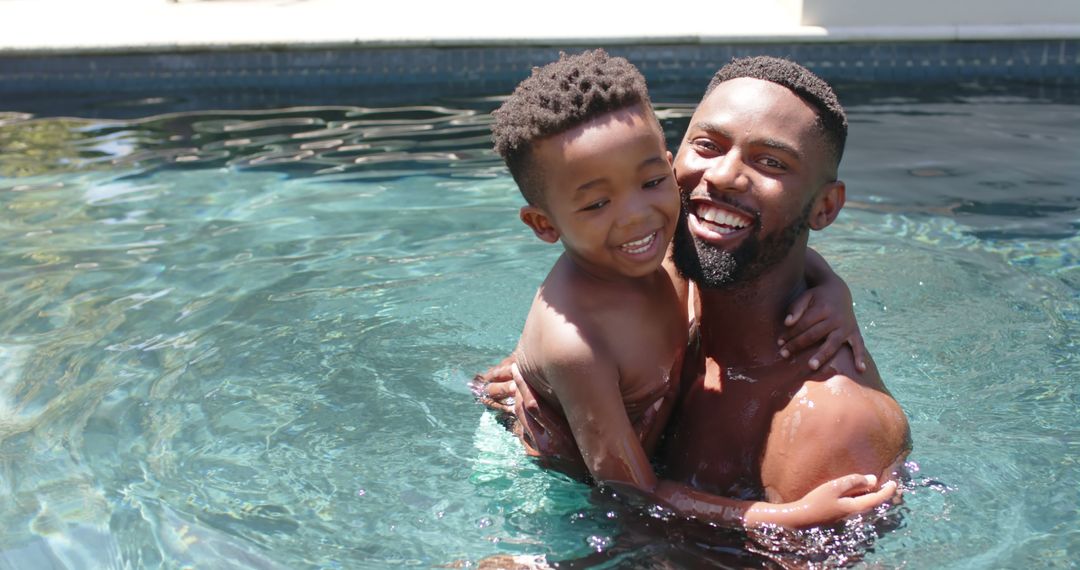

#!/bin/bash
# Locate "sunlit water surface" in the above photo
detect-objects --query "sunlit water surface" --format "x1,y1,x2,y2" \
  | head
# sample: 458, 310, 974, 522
0, 82, 1077, 568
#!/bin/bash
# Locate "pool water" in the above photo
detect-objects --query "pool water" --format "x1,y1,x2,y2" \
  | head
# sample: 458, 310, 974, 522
0, 80, 1077, 568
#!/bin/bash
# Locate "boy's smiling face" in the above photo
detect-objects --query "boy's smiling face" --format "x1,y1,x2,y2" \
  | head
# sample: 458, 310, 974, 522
519, 103, 680, 281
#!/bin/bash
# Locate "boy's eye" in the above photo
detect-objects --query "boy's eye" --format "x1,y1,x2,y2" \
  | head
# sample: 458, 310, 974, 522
580, 199, 609, 212
643, 176, 668, 189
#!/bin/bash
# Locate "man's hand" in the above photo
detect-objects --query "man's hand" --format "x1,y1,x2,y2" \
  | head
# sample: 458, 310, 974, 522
471, 355, 516, 414
471, 357, 582, 475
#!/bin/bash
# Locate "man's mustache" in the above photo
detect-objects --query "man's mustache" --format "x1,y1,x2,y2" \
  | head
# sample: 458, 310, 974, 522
679, 188, 761, 227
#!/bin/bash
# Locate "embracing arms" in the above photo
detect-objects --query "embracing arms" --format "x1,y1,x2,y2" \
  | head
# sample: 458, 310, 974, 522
512, 338, 895, 529
778, 248, 867, 372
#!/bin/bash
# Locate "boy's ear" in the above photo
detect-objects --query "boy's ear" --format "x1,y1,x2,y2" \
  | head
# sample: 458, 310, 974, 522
520, 205, 560, 243
809, 180, 846, 231
666, 150, 674, 165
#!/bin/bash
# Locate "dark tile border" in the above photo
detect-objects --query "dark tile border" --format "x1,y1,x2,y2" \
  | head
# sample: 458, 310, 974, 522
1, 40, 1077, 113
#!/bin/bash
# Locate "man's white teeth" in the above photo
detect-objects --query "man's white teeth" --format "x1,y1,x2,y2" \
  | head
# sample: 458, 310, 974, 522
620, 232, 656, 254
697, 204, 750, 234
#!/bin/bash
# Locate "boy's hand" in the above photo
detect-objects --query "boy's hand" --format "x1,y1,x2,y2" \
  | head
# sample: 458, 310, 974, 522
750, 474, 898, 528
778, 285, 868, 372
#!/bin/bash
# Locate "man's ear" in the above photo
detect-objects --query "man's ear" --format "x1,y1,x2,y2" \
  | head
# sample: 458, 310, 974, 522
810, 180, 846, 230
520, 205, 560, 243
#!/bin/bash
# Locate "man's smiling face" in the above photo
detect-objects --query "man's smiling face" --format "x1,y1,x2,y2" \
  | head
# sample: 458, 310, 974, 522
671, 77, 839, 289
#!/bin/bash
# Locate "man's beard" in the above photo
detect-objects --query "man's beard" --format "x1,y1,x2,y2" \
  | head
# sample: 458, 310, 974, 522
672, 192, 812, 290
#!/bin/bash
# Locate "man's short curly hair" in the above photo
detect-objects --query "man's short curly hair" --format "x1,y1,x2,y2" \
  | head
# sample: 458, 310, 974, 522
492, 49, 656, 206
705, 56, 848, 171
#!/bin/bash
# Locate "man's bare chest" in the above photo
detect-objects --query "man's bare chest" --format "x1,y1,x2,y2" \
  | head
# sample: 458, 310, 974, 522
661, 360, 799, 496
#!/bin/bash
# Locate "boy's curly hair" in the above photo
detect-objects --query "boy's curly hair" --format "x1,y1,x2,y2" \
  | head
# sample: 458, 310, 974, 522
492, 49, 655, 206
706, 56, 848, 170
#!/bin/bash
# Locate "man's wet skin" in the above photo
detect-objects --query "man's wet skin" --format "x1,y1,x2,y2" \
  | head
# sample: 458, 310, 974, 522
661, 77, 910, 503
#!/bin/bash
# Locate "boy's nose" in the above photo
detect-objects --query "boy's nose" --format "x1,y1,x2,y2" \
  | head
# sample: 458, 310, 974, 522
702, 151, 750, 194
616, 192, 651, 229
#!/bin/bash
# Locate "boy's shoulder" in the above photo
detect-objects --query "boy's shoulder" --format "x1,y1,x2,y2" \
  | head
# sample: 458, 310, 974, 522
518, 259, 626, 372
522, 281, 614, 371
521, 253, 687, 372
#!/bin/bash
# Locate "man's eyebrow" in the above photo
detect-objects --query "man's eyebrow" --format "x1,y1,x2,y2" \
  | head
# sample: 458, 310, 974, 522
759, 138, 803, 160
574, 154, 667, 193
690, 121, 803, 160
689, 121, 729, 138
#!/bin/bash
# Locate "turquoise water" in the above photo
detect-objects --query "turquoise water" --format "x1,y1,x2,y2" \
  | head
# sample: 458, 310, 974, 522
0, 82, 1077, 568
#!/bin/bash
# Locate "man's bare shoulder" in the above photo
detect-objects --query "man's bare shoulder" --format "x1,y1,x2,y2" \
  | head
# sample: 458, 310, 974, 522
796, 368, 909, 451
761, 349, 911, 502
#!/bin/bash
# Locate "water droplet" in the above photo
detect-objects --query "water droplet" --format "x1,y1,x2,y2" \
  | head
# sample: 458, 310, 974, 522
586, 535, 612, 552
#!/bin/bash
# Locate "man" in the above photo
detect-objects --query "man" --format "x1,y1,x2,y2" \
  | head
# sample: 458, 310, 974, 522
479, 55, 911, 515
660, 56, 910, 504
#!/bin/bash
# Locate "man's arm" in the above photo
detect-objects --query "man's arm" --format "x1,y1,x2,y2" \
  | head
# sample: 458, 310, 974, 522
760, 352, 912, 504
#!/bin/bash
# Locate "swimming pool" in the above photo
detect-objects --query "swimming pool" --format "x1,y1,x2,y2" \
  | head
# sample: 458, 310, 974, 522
0, 71, 1077, 567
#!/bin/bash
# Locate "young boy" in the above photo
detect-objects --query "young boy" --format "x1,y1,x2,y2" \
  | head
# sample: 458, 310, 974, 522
483, 50, 892, 528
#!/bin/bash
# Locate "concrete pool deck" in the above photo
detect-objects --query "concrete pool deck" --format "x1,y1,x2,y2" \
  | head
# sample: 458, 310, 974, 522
2, 0, 1079, 54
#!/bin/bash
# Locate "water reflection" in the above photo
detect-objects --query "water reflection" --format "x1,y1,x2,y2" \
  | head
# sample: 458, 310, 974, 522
3, 91, 1077, 239
0, 105, 501, 182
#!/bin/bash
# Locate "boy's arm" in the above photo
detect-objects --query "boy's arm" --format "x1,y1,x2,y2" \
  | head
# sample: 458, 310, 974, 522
539, 339, 658, 490
655, 474, 896, 528
778, 247, 868, 371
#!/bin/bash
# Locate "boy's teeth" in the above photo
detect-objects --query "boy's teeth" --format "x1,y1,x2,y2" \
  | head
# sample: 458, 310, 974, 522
697, 204, 751, 233
620, 232, 655, 254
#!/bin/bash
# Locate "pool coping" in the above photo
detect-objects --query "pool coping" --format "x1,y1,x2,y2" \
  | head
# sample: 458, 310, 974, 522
3, 25, 1080, 56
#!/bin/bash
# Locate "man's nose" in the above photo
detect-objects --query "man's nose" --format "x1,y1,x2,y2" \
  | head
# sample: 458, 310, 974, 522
702, 151, 749, 193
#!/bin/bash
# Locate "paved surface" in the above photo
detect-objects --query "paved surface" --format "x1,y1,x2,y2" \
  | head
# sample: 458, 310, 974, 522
2, 0, 1078, 54
1, 0, 806, 53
